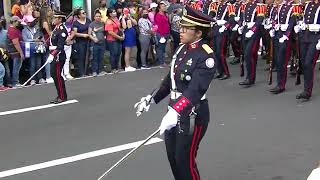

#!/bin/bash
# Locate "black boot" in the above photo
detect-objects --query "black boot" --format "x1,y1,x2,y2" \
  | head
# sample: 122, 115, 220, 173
269, 86, 285, 94
219, 74, 230, 80
296, 92, 311, 101
50, 97, 67, 104
239, 79, 254, 88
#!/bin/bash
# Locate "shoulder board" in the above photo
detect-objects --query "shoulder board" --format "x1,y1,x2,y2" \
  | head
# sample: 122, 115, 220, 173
202, 44, 213, 54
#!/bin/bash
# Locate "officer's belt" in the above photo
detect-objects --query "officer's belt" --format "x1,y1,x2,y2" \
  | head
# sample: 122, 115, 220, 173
304, 24, 320, 32
49, 46, 57, 50
243, 22, 255, 29
170, 91, 206, 101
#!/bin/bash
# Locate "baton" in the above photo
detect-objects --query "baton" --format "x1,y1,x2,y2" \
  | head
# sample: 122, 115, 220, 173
22, 59, 51, 86
97, 128, 160, 180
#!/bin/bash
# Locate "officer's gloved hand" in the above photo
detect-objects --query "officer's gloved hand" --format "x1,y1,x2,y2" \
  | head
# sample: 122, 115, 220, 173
294, 25, 301, 33
134, 95, 154, 117
159, 107, 179, 135
232, 24, 239, 31
238, 26, 244, 34
316, 40, 320, 50
279, 35, 289, 43
46, 54, 55, 64
245, 30, 254, 38
219, 25, 227, 33
269, 29, 275, 37
307, 166, 320, 180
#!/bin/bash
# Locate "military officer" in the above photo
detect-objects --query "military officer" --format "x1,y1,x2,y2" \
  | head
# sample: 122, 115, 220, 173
294, 0, 320, 101
238, 0, 266, 87
48, 11, 68, 104
134, 5, 216, 180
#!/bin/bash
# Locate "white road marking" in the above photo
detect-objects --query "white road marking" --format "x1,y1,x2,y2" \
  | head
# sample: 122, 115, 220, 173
287, 60, 320, 68
0, 137, 163, 178
0, 100, 79, 116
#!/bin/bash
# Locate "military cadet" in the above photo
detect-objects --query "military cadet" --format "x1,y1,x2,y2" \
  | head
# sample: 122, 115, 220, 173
48, 11, 68, 104
269, 0, 300, 94
294, 0, 320, 101
229, 0, 245, 65
238, 0, 266, 87
263, 0, 275, 65
207, 0, 219, 18
264, 0, 279, 68
134, 5, 216, 180
213, 0, 236, 80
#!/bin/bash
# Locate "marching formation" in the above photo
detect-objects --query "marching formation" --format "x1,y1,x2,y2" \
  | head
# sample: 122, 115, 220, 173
189, 0, 320, 101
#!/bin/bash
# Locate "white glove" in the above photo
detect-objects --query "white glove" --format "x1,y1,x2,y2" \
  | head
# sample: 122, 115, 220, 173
234, 17, 240, 22
269, 29, 275, 37
294, 25, 301, 33
265, 23, 272, 30
219, 25, 227, 33
159, 107, 179, 135
46, 54, 54, 64
307, 167, 320, 180
238, 26, 244, 34
279, 35, 289, 43
134, 94, 153, 117
245, 30, 254, 38
232, 24, 239, 31
316, 40, 320, 50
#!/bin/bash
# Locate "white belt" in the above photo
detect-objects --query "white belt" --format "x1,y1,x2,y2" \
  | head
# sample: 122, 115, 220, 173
280, 24, 288, 31
244, 22, 255, 29
170, 91, 206, 100
306, 24, 320, 32
216, 20, 227, 26
49, 46, 57, 50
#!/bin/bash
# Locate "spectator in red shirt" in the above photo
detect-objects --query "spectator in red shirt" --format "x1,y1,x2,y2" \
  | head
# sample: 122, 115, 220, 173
154, 1, 170, 67
7, 16, 24, 87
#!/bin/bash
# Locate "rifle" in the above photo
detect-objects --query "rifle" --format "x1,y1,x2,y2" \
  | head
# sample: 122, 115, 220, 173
240, 55, 244, 77
268, 37, 273, 85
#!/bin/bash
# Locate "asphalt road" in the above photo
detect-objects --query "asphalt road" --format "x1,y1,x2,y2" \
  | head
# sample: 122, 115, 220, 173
0, 59, 319, 180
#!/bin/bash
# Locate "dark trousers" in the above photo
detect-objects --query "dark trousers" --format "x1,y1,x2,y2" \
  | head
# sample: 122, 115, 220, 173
244, 36, 260, 83
213, 33, 229, 75
230, 31, 241, 58
92, 43, 105, 74
171, 30, 181, 51
75, 40, 89, 76
165, 100, 209, 180
300, 41, 320, 96
276, 40, 292, 89
51, 53, 67, 100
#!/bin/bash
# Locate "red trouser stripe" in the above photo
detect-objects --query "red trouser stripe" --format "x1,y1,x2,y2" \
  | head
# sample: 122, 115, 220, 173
221, 34, 229, 75
190, 125, 203, 180
190, 126, 199, 180
56, 62, 64, 100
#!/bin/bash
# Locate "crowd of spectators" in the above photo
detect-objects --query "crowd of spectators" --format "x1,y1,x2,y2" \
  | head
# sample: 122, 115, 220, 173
0, 0, 184, 91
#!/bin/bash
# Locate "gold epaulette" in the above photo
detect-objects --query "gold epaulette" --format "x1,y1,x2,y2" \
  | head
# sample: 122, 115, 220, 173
202, 44, 213, 54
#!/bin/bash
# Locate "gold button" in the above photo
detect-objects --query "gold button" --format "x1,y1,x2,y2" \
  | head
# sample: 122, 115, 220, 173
309, 12, 311, 14
308, 15, 311, 18
310, 8, 313, 10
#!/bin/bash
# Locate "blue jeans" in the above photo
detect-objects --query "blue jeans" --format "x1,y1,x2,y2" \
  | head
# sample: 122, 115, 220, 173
29, 53, 42, 81
108, 40, 121, 70
92, 43, 105, 73
12, 57, 22, 86
0, 63, 4, 86
155, 33, 169, 65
